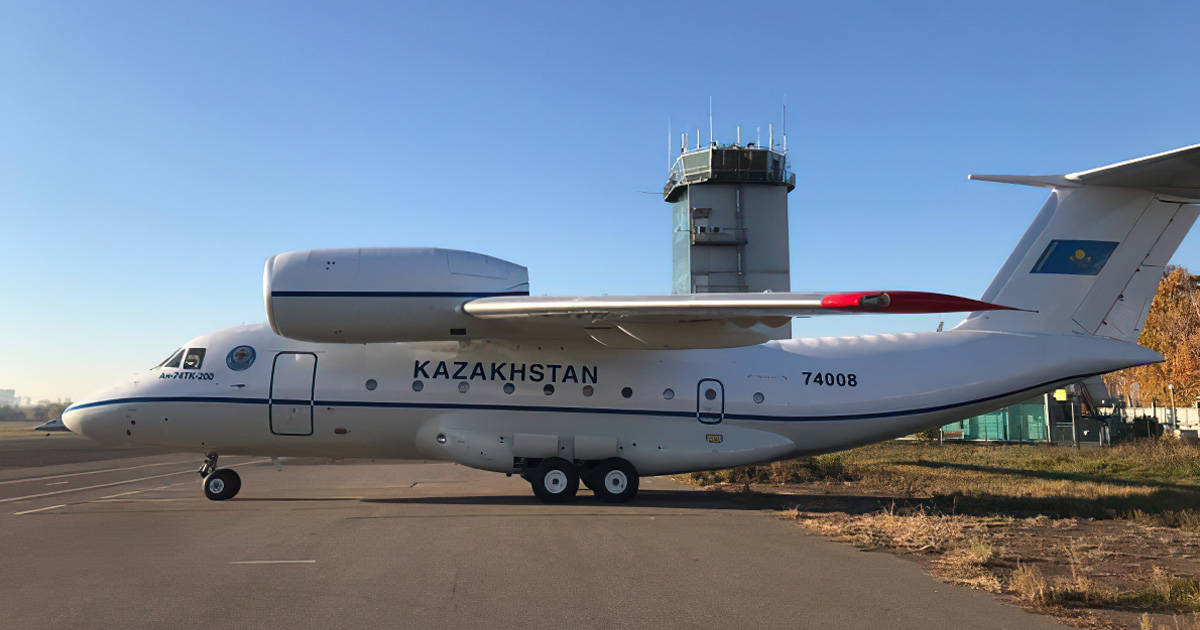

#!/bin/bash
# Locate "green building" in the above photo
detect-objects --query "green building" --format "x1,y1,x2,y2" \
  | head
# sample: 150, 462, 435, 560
939, 397, 1050, 442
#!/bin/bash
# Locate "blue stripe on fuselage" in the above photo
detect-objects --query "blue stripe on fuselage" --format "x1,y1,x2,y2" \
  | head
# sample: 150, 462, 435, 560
62, 370, 1101, 423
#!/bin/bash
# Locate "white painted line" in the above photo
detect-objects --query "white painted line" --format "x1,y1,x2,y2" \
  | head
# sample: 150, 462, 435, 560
0, 470, 191, 504
0, 459, 195, 485
230, 560, 316, 565
0, 458, 270, 505
96, 490, 142, 500
13, 504, 66, 515
45, 481, 70, 486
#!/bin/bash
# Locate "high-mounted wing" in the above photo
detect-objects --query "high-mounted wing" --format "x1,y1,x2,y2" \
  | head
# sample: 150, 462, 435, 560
263, 248, 1024, 349
462, 290, 1021, 349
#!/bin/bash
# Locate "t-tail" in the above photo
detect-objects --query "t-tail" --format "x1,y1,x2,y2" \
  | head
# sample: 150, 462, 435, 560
957, 144, 1200, 343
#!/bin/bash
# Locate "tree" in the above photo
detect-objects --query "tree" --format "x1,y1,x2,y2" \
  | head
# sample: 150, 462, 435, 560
1104, 266, 1200, 406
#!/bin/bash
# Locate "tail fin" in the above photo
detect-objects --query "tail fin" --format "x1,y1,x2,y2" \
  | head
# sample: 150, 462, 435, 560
958, 144, 1200, 342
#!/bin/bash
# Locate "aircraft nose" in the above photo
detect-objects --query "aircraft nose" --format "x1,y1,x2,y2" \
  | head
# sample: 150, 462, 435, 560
62, 401, 128, 444
61, 404, 85, 434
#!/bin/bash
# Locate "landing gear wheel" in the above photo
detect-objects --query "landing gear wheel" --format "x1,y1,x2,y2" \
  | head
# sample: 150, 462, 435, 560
530, 457, 578, 503
592, 458, 638, 503
203, 468, 241, 501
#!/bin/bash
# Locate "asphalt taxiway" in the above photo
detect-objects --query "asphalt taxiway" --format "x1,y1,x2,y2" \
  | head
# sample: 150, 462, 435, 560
1, 434, 1064, 629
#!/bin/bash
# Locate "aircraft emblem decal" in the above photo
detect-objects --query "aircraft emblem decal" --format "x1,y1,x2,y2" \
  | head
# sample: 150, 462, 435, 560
226, 345, 256, 371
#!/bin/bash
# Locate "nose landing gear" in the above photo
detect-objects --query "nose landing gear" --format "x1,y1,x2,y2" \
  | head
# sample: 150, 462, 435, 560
198, 453, 242, 501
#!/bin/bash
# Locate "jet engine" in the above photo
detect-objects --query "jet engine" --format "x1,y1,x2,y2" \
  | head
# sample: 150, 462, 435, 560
264, 247, 528, 343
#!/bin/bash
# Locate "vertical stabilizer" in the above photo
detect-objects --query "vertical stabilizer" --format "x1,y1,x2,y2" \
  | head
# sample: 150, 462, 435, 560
958, 145, 1200, 342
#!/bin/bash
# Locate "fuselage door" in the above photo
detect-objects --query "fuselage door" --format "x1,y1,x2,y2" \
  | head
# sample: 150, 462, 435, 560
696, 378, 724, 424
270, 352, 316, 436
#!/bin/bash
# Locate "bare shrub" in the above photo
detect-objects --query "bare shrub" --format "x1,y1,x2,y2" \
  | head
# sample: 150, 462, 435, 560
1010, 563, 1049, 605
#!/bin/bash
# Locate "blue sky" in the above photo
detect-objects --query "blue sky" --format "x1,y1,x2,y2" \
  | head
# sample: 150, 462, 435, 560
3, 1, 1200, 401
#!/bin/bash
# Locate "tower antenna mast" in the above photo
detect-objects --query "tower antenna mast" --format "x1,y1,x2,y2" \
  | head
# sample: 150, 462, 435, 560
782, 97, 788, 154
708, 96, 714, 147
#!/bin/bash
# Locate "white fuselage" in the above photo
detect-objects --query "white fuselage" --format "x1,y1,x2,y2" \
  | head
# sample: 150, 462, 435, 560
62, 323, 1158, 475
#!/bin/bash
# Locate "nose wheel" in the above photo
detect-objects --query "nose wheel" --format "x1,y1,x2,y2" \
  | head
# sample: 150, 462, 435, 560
203, 468, 241, 501
198, 453, 241, 501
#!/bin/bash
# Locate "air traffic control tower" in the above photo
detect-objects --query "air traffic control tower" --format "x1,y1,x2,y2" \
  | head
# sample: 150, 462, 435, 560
664, 135, 796, 335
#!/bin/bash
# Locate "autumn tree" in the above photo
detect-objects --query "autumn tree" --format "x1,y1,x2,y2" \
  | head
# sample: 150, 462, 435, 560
1104, 266, 1200, 406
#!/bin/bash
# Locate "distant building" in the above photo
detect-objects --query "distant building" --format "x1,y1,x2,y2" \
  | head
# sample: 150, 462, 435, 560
0, 389, 15, 407
939, 397, 1050, 442
937, 387, 1115, 444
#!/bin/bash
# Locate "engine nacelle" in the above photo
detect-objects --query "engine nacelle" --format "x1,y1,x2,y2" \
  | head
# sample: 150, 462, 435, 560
265, 247, 528, 343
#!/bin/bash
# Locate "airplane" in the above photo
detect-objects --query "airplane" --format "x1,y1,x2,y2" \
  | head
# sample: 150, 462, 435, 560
32, 417, 69, 432
63, 144, 1200, 503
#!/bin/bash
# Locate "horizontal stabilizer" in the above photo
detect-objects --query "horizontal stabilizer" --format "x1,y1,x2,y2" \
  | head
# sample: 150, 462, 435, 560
970, 143, 1200, 201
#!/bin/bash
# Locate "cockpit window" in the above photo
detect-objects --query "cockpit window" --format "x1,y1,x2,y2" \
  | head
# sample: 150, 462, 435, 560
183, 348, 206, 370
157, 348, 184, 369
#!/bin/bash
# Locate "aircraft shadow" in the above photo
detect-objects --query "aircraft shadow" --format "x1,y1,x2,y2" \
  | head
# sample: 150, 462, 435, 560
360, 489, 773, 511
771, 487, 1200, 522
906, 460, 1198, 491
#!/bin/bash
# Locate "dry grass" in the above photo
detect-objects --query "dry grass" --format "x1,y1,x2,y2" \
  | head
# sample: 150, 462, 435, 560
793, 505, 973, 553
935, 538, 1001, 592
1010, 562, 1049, 605
684, 439, 1200, 528
680, 438, 1200, 628
1008, 563, 1199, 613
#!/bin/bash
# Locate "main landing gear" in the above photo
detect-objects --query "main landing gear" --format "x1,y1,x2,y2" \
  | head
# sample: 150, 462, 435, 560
198, 452, 241, 501
523, 457, 639, 504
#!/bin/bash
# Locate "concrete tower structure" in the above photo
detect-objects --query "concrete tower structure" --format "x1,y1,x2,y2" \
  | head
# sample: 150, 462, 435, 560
664, 133, 795, 334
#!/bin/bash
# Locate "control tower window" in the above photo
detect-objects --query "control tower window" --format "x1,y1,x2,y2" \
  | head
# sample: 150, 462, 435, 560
182, 348, 207, 370
157, 348, 184, 369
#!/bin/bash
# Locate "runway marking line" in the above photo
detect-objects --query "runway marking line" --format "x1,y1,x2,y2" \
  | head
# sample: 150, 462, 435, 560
230, 560, 316, 565
13, 504, 66, 515
0, 458, 270, 505
97, 490, 142, 500
45, 481, 70, 486
0, 459, 195, 486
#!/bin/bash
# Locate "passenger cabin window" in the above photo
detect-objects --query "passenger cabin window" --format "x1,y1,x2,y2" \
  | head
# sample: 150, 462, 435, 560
158, 348, 184, 369
182, 348, 206, 370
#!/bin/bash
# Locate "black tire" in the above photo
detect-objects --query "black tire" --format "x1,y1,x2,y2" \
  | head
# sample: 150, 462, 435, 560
203, 468, 241, 501
530, 457, 578, 503
591, 458, 638, 503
